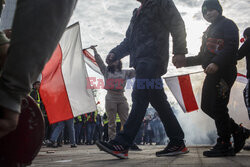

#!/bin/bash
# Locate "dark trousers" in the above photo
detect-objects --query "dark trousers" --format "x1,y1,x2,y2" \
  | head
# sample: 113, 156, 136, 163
93, 124, 103, 142
74, 122, 84, 144
243, 80, 250, 120
103, 124, 109, 141
114, 61, 184, 146
79, 125, 86, 143
201, 67, 239, 142
86, 122, 96, 144
44, 116, 50, 140
143, 129, 154, 144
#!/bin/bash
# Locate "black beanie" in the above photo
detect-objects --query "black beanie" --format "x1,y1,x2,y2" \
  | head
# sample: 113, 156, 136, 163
202, 0, 223, 15
243, 27, 250, 38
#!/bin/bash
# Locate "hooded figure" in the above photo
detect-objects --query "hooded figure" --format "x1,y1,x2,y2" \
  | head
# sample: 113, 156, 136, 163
202, 0, 223, 15
174, 0, 250, 157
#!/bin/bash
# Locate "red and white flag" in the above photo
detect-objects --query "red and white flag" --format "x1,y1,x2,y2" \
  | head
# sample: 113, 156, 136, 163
82, 49, 102, 75
164, 74, 198, 113
40, 23, 96, 124
236, 73, 248, 84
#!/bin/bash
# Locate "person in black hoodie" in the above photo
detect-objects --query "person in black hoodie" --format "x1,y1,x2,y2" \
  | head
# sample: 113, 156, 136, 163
173, 0, 250, 157
237, 27, 250, 151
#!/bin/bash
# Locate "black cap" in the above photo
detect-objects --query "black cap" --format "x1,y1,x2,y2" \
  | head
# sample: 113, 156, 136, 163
243, 27, 250, 38
32, 81, 40, 87
202, 0, 223, 15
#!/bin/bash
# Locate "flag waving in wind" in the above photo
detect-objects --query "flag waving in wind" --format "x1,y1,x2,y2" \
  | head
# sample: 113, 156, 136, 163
82, 49, 102, 75
40, 23, 96, 124
164, 74, 199, 113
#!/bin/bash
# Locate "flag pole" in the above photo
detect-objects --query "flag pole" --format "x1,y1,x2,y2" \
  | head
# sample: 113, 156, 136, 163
164, 70, 204, 79
83, 45, 98, 50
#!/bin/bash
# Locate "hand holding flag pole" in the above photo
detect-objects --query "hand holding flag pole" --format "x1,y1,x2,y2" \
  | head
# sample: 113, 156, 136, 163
83, 45, 98, 50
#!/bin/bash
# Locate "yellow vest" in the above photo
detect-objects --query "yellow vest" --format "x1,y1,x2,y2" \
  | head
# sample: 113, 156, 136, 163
116, 113, 121, 123
87, 111, 97, 122
36, 90, 41, 108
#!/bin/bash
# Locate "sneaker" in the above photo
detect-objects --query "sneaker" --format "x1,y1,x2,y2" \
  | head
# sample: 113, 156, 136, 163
129, 144, 142, 151
232, 124, 250, 153
78, 142, 84, 145
156, 142, 189, 157
47, 141, 58, 148
71, 144, 77, 148
203, 139, 235, 157
57, 143, 63, 147
243, 145, 250, 151
96, 140, 129, 159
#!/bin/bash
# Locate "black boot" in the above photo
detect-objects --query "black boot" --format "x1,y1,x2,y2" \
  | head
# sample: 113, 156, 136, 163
203, 138, 235, 157
243, 145, 250, 151
47, 141, 58, 148
129, 143, 142, 151
232, 124, 250, 153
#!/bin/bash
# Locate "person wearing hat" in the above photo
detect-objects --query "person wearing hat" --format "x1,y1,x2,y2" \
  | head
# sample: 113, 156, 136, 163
173, 0, 250, 157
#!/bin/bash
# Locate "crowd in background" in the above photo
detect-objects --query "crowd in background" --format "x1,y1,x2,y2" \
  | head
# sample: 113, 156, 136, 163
30, 82, 169, 148
42, 110, 168, 148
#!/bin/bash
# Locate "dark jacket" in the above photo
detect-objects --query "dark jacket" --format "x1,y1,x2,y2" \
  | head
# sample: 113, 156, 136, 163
186, 15, 239, 71
30, 88, 46, 114
110, 0, 187, 76
237, 39, 250, 78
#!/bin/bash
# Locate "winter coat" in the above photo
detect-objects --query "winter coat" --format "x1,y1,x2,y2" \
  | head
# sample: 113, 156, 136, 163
110, 0, 187, 76
237, 39, 250, 78
186, 15, 239, 71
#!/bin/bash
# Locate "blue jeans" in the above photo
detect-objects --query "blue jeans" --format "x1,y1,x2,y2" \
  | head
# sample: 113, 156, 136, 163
74, 122, 84, 144
86, 122, 96, 143
50, 118, 76, 144
114, 61, 185, 146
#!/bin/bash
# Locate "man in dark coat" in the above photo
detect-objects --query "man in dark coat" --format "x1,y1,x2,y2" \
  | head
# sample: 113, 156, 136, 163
237, 27, 250, 151
174, 0, 250, 157
96, 0, 188, 159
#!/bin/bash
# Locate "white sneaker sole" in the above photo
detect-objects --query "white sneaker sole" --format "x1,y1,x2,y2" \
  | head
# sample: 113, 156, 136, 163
96, 141, 128, 159
156, 149, 189, 157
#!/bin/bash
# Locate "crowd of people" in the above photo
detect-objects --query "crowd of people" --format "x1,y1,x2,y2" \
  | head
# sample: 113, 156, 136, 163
0, 0, 250, 165
95, 0, 250, 159
30, 81, 170, 149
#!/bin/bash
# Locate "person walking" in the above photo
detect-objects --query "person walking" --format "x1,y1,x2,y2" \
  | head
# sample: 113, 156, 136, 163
237, 27, 250, 151
96, 0, 188, 159
173, 0, 250, 157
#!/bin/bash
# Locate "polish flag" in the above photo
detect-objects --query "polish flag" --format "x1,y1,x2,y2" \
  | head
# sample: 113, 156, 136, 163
164, 74, 198, 113
236, 73, 248, 84
40, 23, 96, 124
82, 49, 102, 75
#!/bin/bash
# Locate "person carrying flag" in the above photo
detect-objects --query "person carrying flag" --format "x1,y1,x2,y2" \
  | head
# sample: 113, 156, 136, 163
173, 0, 250, 157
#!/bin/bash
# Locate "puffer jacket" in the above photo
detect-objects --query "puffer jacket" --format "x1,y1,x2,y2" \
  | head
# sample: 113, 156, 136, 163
110, 0, 187, 76
186, 15, 239, 71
